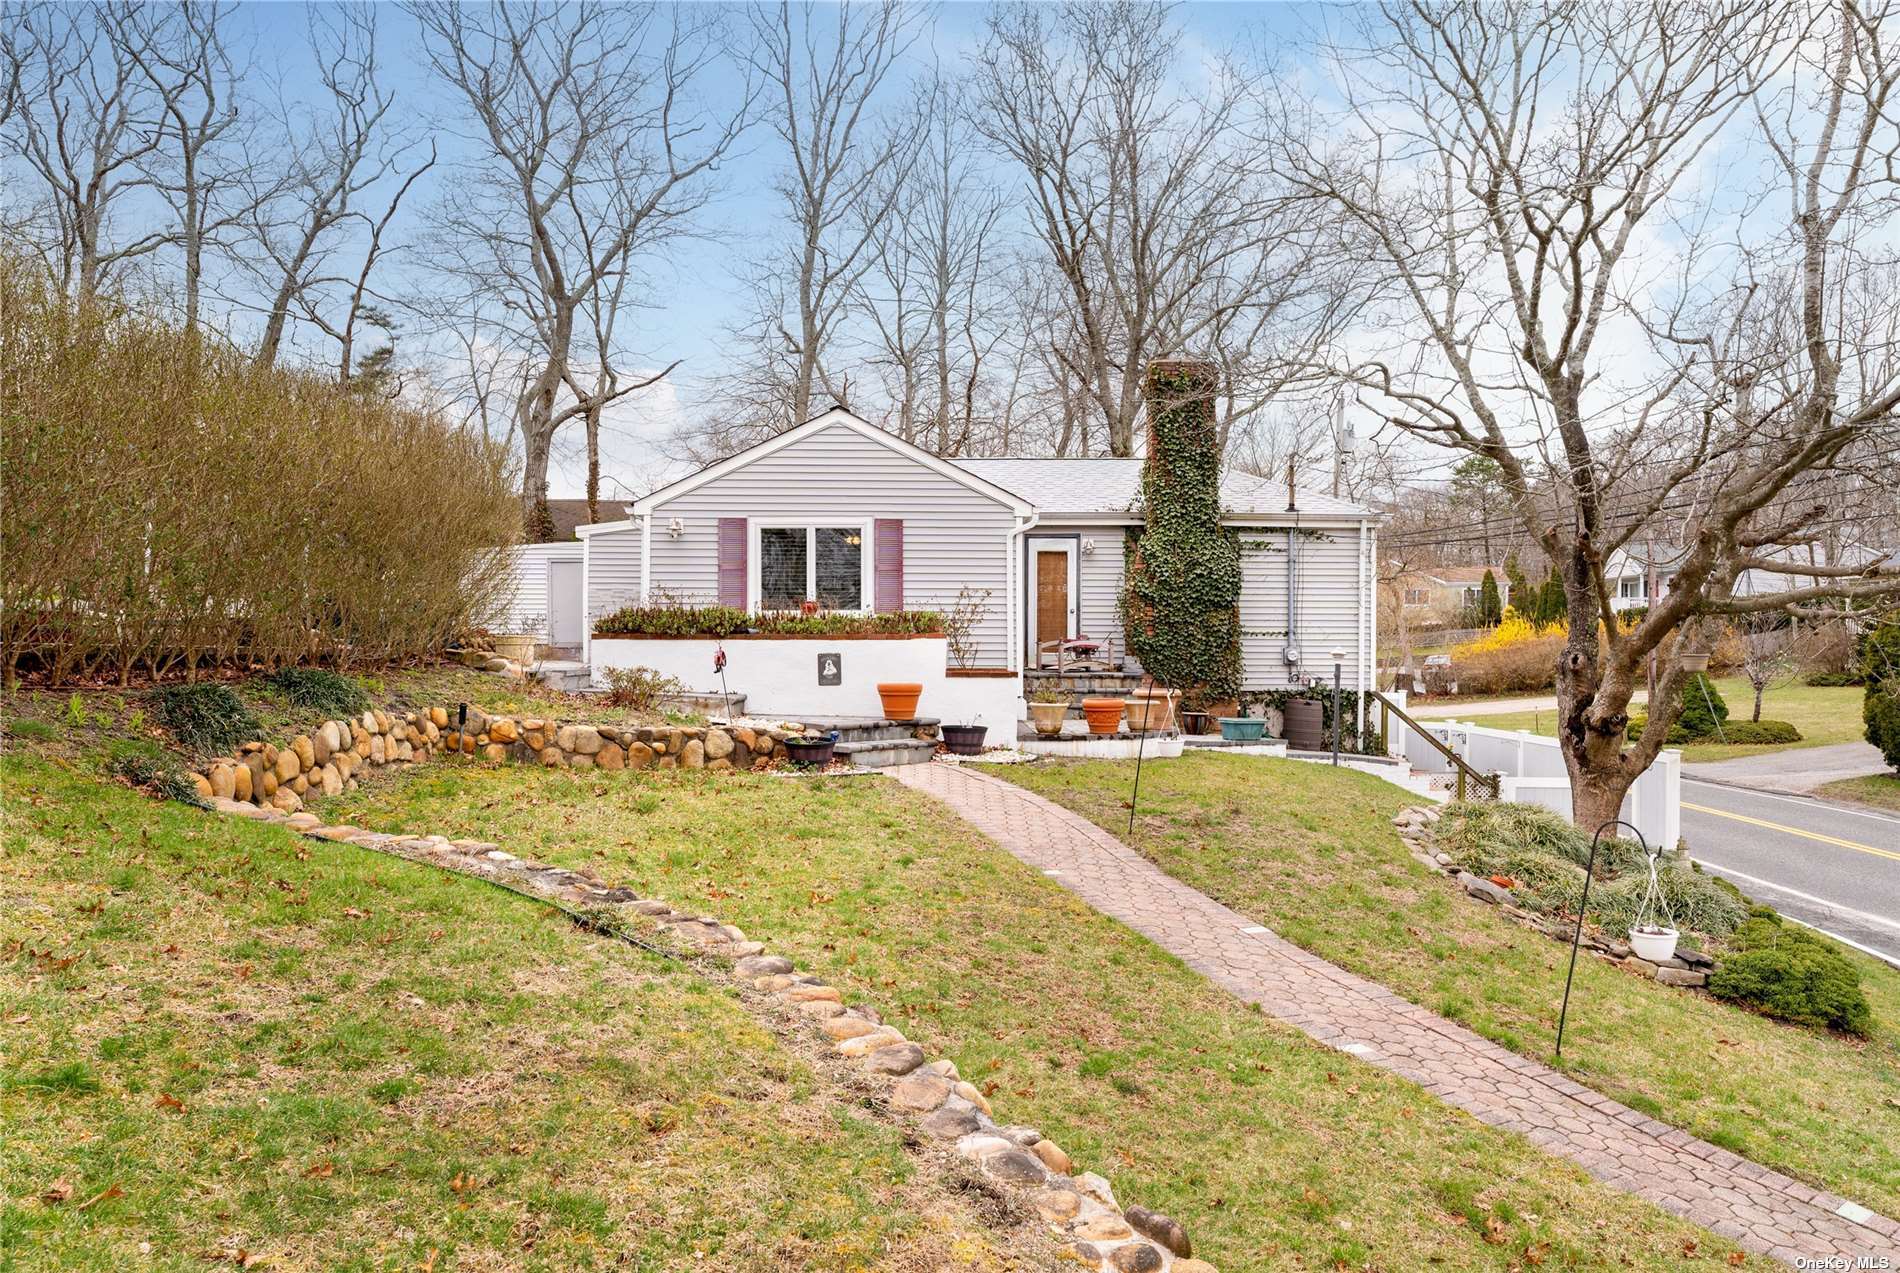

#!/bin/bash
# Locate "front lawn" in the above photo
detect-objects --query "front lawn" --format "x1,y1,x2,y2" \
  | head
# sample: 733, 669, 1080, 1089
1439, 677, 1863, 763
1002, 752, 1900, 1221
1816, 772, 1900, 812
316, 762, 1749, 1269
0, 754, 1027, 1272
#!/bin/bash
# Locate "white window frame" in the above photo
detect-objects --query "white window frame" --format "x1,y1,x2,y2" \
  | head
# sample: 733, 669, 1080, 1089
1403, 587, 1428, 607
748, 519, 875, 613
1618, 576, 1642, 600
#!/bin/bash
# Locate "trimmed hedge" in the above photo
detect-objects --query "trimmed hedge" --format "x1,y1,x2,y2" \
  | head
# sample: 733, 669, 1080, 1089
1709, 912, 1873, 1036
593, 604, 943, 638
1805, 670, 1864, 687
1625, 714, 1801, 746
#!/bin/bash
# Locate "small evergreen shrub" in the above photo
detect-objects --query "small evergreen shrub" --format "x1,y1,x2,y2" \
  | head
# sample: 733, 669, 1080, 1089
1804, 670, 1863, 688
1719, 719, 1801, 745
1862, 623, 1900, 771
1674, 673, 1728, 737
150, 683, 259, 753
1709, 914, 1873, 1036
264, 667, 368, 717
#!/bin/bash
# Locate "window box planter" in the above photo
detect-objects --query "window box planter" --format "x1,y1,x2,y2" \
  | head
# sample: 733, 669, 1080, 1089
941, 724, 987, 755
877, 682, 924, 720
1081, 697, 1126, 735
1218, 716, 1267, 742
783, 736, 837, 767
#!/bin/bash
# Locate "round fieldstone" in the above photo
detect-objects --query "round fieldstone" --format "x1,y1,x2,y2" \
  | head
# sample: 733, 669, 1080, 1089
1109, 1242, 1164, 1272
867, 1042, 925, 1075
1075, 1215, 1133, 1241
797, 1000, 847, 1019
1125, 1205, 1190, 1258
274, 749, 300, 781
597, 743, 625, 770
735, 954, 792, 977
782, 984, 841, 1004
890, 1072, 951, 1112
209, 765, 236, 800
1031, 1188, 1082, 1222
920, 1106, 983, 1139
703, 728, 734, 760
836, 1029, 905, 1057
821, 1016, 880, 1042
1031, 1138, 1073, 1174
982, 1148, 1047, 1184
293, 735, 315, 770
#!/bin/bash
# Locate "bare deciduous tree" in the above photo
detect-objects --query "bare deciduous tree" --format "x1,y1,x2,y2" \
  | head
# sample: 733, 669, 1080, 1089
1287, 0, 1900, 827
970, 0, 1341, 457
409, 1, 750, 540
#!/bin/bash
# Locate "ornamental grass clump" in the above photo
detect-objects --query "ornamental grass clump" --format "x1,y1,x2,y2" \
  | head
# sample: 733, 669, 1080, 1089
150, 682, 259, 755
264, 668, 368, 717
1431, 801, 1747, 940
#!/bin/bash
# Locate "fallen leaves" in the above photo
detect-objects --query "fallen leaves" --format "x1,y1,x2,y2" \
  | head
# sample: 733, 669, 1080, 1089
41, 1178, 73, 1204
155, 1092, 185, 1111
303, 1160, 335, 1179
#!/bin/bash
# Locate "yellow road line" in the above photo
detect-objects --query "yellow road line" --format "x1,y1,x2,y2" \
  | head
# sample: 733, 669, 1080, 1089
1682, 802, 1900, 862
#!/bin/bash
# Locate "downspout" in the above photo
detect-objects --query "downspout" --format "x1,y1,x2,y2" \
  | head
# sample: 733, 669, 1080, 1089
1357, 519, 1370, 739
638, 510, 651, 605
1006, 510, 1040, 673
582, 534, 593, 671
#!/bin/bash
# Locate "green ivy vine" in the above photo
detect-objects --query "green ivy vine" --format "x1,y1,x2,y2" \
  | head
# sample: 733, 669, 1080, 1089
1121, 363, 1242, 706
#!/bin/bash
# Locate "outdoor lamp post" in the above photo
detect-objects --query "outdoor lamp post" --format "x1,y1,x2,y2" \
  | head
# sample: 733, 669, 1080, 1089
1330, 648, 1346, 766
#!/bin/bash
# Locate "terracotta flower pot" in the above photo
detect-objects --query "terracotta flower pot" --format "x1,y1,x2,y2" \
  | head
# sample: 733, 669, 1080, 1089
1027, 701, 1069, 736
877, 682, 924, 720
1081, 697, 1126, 735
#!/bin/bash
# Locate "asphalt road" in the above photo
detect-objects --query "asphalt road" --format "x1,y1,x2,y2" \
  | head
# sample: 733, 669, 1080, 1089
1680, 778, 1900, 966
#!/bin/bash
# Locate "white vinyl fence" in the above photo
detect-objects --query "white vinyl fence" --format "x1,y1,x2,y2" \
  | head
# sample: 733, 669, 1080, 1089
1384, 713, 1681, 849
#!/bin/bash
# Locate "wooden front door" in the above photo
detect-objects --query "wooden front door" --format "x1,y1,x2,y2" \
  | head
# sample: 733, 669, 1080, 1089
1028, 539, 1077, 663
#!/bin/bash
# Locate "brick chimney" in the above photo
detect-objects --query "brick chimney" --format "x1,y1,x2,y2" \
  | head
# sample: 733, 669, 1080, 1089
1143, 359, 1220, 462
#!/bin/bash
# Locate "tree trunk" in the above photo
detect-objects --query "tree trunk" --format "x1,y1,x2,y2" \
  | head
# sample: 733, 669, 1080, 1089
521, 420, 555, 543
585, 400, 602, 526
1753, 683, 1765, 722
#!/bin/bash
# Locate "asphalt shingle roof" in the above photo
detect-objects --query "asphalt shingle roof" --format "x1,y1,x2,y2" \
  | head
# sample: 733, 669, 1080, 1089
952, 457, 1377, 519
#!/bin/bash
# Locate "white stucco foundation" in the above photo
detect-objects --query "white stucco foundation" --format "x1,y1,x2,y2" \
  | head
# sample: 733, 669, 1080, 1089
591, 636, 1021, 738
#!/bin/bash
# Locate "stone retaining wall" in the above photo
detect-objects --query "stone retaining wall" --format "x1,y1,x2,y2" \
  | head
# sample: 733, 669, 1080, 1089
198, 794, 1220, 1273
184, 705, 812, 815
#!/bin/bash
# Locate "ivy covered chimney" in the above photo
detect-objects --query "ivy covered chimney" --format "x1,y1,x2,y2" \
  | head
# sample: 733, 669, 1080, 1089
1121, 360, 1242, 708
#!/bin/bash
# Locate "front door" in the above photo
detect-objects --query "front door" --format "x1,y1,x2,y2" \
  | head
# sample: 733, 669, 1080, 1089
1027, 538, 1077, 665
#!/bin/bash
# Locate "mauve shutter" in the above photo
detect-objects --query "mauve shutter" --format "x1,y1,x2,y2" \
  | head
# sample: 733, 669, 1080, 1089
875, 519, 903, 612
717, 518, 747, 608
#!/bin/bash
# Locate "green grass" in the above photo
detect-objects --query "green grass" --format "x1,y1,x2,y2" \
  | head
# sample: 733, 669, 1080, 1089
1003, 752, 1900, 1221
1816, 772, 1900, 812
315, 762, 1753, 1269
0, 753, 1032, 1271
1433, 677, 1863, 763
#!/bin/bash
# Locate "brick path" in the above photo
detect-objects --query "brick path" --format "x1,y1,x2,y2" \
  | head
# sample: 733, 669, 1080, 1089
895, 762, 1900, 1267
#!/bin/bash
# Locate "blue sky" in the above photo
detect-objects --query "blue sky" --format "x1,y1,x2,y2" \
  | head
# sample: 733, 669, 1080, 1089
219, 2, 1324, 493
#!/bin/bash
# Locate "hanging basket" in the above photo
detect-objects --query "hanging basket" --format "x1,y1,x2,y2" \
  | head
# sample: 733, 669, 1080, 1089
1628, 836, 1678, 962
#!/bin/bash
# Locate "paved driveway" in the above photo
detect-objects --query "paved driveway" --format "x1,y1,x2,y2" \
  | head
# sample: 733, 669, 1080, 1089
1683, 740, 1889, 793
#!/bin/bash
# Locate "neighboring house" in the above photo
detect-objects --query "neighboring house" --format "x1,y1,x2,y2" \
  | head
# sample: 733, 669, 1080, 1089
1389, 565, 1511, 624
530, 408, 1379, 717
1731, 541, 1898, 600
1603, 543, 1687, 613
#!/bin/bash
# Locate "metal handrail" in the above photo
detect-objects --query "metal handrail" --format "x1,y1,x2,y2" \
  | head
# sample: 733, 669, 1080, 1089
1367, 688, 1500, 800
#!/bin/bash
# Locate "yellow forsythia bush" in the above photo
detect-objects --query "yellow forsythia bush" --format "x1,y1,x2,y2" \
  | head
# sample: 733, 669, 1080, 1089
1451, 609, 1568, 694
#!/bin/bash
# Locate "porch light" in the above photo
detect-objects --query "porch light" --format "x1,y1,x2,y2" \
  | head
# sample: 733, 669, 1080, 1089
667, 517, 684, 539
1081, 537, 1096, 555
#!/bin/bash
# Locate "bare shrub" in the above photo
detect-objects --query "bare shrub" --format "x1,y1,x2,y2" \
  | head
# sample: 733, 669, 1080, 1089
0, 256, 518, 685
600, 666, 684, 713
1452, 634, 1566, 696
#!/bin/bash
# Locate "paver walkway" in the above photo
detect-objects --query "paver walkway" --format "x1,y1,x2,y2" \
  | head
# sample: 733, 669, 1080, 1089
895, 762, 1900, 1267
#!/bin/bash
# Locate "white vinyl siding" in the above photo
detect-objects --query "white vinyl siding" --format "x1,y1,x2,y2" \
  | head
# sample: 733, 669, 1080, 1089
584, 524, 645, 629
1237, 526, 1367, 691
648, 423, 1017, 666
495, 543, 581, 641
1068, 525, 1132, 659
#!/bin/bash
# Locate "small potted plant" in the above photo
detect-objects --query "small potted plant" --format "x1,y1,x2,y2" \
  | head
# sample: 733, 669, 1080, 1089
877, 682, 924, 720
1125, 687, 1179, 732
1628, 924, 1680, 964
1081, 697, 1126, 735
941, 721, 987, 755
1026, 690, 1071, 736
1180, 707, 1211, 735
783, 731, 838, 767
493, 620, 541, 665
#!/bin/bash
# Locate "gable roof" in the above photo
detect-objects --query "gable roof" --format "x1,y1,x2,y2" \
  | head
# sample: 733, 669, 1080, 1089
953, 457, 1377, 520
629, 407, 1033, 517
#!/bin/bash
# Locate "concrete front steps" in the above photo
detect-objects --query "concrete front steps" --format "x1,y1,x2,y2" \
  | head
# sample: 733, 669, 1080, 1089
797, 716, 940, 769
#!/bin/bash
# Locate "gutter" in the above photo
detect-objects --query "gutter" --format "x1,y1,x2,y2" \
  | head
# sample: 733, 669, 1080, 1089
1006, 510, 1041, 673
